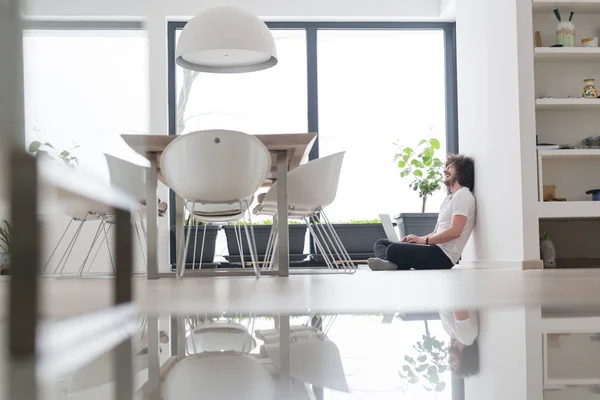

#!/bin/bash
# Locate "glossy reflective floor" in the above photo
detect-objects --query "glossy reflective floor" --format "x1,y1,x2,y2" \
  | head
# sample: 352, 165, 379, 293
31, 304, 600, 400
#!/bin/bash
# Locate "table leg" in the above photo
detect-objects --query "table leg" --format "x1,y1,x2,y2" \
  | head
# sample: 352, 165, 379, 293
146, 153, 159, 279
176, 316, 186, 360
114, 208, 133, 400
147, 315, 160, 400
276, 150, 289, 277
175, 194, 184, 272
279, 314, 291, 395
9, 152, 39, 400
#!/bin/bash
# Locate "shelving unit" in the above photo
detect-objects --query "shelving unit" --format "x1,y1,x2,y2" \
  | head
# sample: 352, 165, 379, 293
535, 46, 600, 61
538, 201, 600, 219
538, 149, 600, 158
533, 0, 600, 13
533, 0, 600, 273
535, 98, 600, 109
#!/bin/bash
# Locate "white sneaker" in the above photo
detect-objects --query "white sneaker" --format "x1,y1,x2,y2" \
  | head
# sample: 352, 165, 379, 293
367, 258, 398, 271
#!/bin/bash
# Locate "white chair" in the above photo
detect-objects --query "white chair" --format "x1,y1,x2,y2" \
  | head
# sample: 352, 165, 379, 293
41, 154, 149, 277
186, 320, 257, 354
160, 129, 271, 277
253, 151, 356, 273
163, 352, 276, 400
256, 320, 349, 393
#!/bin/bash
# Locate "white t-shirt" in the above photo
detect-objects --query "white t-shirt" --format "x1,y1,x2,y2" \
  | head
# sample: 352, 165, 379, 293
440, 310, 479, 346
435, 187, 476, 264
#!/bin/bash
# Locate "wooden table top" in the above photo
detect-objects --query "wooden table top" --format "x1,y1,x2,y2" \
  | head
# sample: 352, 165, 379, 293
121, 133, 316, 186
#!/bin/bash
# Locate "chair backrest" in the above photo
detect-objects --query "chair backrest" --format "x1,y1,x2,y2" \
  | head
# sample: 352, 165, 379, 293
160, 130, 271, 203
104, 154, 147, 202
162, 353, 275, 400
264, 151, 345, 209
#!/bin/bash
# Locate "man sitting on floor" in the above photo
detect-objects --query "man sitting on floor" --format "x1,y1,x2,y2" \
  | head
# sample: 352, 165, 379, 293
368, 154, 476, 271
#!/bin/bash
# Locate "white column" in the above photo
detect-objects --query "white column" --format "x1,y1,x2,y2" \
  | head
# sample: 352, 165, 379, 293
456, 0, 540, 268
146, 4, 172, 272
465, 307, 543, 400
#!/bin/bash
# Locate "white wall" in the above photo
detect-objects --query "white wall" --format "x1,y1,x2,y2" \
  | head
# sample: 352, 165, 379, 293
465, 307, 543, 400
455, 0, 539, 267
24, 0, 445, 21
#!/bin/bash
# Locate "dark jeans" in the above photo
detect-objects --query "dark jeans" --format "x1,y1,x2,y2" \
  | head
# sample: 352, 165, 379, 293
373, 238, 454, 270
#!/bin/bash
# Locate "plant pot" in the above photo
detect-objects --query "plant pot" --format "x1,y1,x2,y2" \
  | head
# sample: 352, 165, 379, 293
395, 213, 438, 237
0, 253, 9, 275
182, 225, 220, 264
224, 224, 307, 262
311, 223, 386, 261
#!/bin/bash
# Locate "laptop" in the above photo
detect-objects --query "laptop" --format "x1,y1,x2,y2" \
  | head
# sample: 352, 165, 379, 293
379, 213, 429, 246
378, 213, 400, 243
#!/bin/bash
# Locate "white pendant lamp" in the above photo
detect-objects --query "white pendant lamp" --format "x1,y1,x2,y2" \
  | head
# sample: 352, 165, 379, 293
176, 6, 278, 73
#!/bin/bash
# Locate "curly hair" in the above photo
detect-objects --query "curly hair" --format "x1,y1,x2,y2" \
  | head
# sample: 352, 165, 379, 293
446, 154, 475, 191
452, 339, 480, 378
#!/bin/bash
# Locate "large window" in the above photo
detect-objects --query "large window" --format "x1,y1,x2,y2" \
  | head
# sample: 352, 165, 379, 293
168, 23, 456, 218
168, 22, 457, 258
23, 24, 150, 273
173, 29, 307, 135
23, 25, 150, 178
317, 30, 448, 222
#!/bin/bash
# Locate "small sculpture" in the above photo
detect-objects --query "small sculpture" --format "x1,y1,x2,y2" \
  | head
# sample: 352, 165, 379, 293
582, 79, 598, 99
554, 9, 576, 47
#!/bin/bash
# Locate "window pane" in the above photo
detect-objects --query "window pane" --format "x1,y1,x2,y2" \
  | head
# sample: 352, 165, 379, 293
317, 30, 447, 222
175, 29, 307, 135
23, 29, 150, 178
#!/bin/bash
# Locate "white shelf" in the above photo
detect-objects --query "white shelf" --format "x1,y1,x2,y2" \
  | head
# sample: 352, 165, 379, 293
536, 98, 600, 110
538, 201, 600, 219
535, 47, 600, 62
533, 0, 600, 13
538, 149, 600, 158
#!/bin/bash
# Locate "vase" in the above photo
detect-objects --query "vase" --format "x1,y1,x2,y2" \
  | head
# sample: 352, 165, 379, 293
557, 21, 576, 47
582, 79, 598, 99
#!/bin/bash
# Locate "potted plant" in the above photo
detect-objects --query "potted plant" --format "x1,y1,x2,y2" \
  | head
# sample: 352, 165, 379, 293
310, 219, 386, 262
181, 215, 220, 267
224, 219, 308, 263
399, 320, 449, 396
0, 220, 11, 275
393, 137, 444, 237
28, 140, 80, 167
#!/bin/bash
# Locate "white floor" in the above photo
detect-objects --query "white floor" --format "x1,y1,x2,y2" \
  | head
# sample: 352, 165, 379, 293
5, 267, 600, 318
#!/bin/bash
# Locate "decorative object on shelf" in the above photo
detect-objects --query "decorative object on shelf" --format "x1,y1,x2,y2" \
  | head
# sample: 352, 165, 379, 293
582, 79, 598, 99
585, 189, 600, 201
543, 185, 556, 202
175, 6, 278, 73
582, 136, 600, 148
540, 232, 557, 269
535, 31, 542, 47
542, 185, 566, 202
554, 9, 576, 47
0, 220, 11, 275
582, 37, 599, 47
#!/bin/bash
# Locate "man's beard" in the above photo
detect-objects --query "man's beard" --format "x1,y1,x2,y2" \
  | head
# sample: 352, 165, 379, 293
444, 175, 457, 187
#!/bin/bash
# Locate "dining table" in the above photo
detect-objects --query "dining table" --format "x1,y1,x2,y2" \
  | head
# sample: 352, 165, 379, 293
121, 133, 317, 279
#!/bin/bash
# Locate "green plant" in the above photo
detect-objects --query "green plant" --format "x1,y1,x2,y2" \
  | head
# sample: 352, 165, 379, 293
0, 220, 12, 260
393, 137, 444, 213
28, 140, 79, 167
399, 321, 449, 394
185, 215, 206, 226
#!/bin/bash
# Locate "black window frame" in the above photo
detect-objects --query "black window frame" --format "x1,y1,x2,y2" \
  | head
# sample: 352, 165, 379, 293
167, 20, 458, 267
